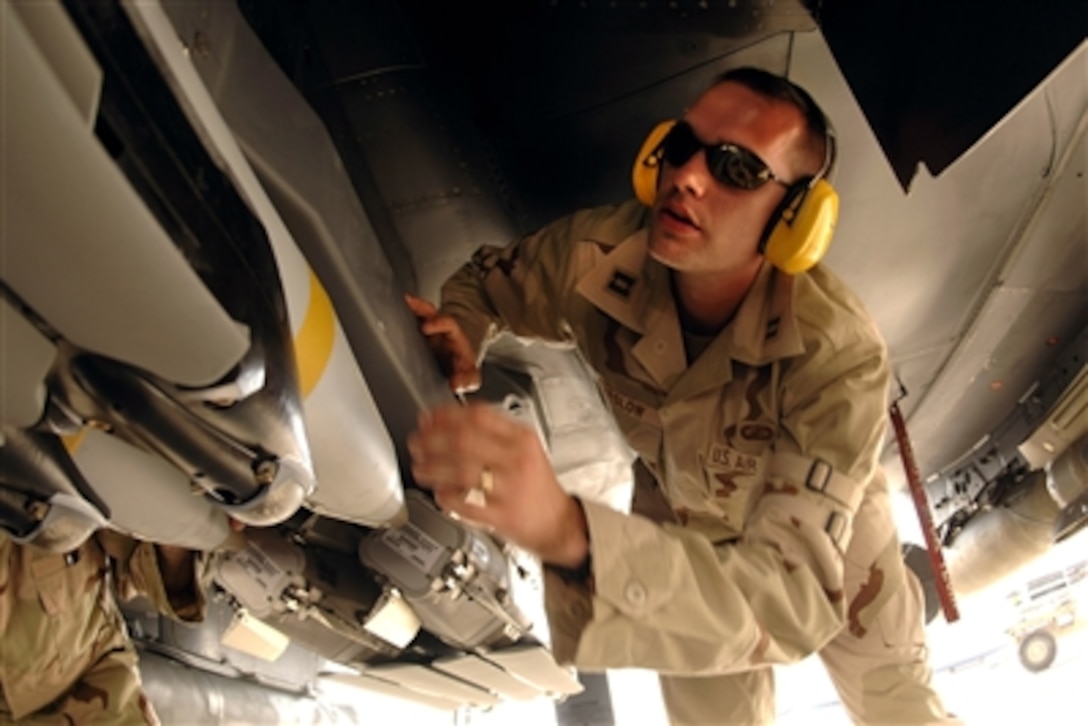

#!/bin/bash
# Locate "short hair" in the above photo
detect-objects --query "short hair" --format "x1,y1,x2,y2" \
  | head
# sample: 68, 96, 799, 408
711, 66, 834, 181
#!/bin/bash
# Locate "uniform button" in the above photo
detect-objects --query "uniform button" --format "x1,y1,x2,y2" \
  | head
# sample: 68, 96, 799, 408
654, 341, 666, 353
624, 580, 648, 608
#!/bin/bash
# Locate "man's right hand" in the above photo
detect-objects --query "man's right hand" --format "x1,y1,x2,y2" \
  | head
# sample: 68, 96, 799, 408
405, 294, 481, 395
408, 402, 590, 569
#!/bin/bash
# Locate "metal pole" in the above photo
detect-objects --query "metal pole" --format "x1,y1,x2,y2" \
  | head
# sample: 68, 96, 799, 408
888, 401, 960, 623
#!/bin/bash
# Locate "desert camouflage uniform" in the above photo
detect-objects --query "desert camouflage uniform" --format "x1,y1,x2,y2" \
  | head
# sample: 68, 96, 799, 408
441, 200, 955, 724
0, 532, 204, 724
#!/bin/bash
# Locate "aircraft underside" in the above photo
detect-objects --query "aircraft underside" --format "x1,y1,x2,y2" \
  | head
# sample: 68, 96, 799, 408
2, 0, 1085, 722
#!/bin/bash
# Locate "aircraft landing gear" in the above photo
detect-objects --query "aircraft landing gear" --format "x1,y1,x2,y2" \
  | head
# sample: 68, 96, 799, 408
1018, 629, 1057, 672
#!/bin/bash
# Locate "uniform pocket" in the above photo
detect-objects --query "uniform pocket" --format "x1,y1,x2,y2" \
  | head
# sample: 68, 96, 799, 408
842, 533, 908, 643
29, 544, 102, 615
3, 543, 114, 719
703, 444, 767, 529
874, 564, 927, 649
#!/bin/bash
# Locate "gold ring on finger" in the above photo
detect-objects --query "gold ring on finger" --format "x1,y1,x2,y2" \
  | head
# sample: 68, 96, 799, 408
479, 467, 495, 495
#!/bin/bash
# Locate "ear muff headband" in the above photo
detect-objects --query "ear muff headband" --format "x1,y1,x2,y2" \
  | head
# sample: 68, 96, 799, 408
630, 120, 839, 275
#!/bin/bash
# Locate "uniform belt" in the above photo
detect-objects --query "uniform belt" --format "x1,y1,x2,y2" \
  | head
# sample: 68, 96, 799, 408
767, 452, 866, 512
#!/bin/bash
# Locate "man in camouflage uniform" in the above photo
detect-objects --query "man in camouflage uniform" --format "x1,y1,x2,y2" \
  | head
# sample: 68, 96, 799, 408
0, 532, 205, 724
407, 67, 956, 724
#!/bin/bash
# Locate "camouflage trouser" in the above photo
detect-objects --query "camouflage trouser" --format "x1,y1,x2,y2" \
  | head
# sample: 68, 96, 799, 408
659, 668, 776, 725
1, 647, 158, 726
821, 567, 957, 726
658, 566, 954, 726
659, 486, 959, 726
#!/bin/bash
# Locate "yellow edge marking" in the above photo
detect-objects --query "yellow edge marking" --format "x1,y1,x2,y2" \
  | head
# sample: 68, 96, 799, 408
294, 270, 336, 399
62, 429, 89, 454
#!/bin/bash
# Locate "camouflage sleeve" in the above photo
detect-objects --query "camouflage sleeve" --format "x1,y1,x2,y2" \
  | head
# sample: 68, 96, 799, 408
544, 316, 891, 674
439, 208, 603, 355
97, 532, 208, 623
545, 501, 844, 672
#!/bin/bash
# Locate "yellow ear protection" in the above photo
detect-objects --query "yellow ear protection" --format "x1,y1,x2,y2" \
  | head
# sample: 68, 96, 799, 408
632, 120, 675, 208
631, 119, 839, 275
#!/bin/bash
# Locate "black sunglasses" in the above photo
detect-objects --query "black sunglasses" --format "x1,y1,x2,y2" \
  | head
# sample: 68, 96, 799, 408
657, 121, 788, 191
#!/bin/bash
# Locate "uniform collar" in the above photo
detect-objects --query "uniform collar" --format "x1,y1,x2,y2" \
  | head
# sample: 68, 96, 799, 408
726, 260, 805, 367
576, 228, 805, 396
575, 228, 658, 335
576, 229, 687, 389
